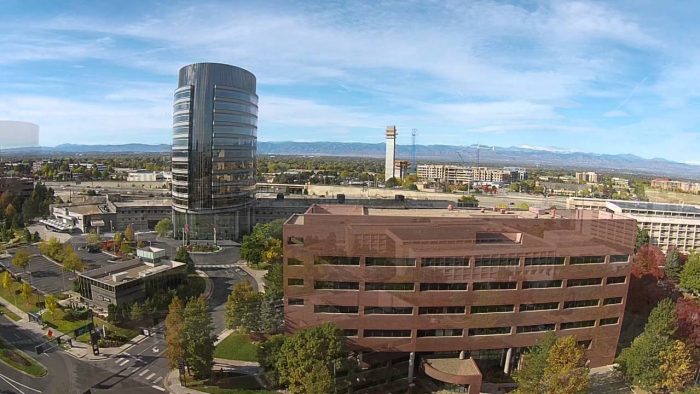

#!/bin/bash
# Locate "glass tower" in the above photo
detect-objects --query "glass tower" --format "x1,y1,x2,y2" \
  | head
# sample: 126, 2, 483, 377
171, 63, 257, 241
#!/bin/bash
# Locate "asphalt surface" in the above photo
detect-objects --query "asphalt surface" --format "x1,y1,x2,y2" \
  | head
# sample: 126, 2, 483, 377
202, 264, 257, 333
0, 315, 164, 394
0, 246, 76, 295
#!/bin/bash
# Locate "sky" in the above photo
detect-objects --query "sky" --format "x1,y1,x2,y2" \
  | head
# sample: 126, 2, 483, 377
1, 1, 700, 162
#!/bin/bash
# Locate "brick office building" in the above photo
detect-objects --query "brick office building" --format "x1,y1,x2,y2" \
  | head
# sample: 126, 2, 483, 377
283, 205, 636, 393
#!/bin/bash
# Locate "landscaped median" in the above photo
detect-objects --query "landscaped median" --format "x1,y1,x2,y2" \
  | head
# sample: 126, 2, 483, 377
0, 338, 47, 377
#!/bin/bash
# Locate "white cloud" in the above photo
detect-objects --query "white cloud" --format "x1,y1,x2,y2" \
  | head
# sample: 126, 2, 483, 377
603, 110, 629, 117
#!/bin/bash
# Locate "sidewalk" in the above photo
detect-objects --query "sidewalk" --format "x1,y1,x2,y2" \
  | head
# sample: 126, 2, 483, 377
196, 270, 213, 301
236, 260, 266, 293
163, 359, 264, 394
0, 294, 143, 361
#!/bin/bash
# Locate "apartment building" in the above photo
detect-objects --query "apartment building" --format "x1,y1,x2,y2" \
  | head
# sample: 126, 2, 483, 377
575, 172, 599, 184
0, 176, 34, 198
651, 178, 700, 194
417, 164, 511, 186
568, 197, 700, 253
283, 205, 635, 392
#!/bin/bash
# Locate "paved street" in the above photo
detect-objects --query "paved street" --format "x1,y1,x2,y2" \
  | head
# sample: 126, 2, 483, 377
0, 314, 164, 394
202, 264, 257, 333
0, 245, 76, 295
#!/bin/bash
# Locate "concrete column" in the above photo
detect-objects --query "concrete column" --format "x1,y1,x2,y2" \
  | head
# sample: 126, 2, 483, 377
504, 347, 513, 374
408, 351, 415, 382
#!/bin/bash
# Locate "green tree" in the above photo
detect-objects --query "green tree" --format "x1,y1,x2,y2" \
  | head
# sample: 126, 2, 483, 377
38, 237, 63, 260
22, 228, 32, 243
124, 224, 135, 243
259, 294, 283, 334
174, 246, 194, 273
262, 238, 283, 265
165, 296, 185, 369
182, 295, 215, 379
384, 177, 399, 188
45, 294, 58, 317
658, 340, 695, 392
665, 247, 682, 280
258, 334, 286, 387
113, 232, 123, 251
0, 242, 5, 256
263, 263, 283, 299
513, 332, 556, 393
458, 195, 479, 207
20, 282, 32, 303
636, 228, 651, 251
542, 336, 590, 394
680, 251, 700, 295
12, 248, 31, 272
155, 218, 172, 237
130, 301, 145, 321
86, 231, 101, 246
4, 204, 16, 223
276, 323, 345, 394
240, 219, 284, 265
645, 298, 677, 337
0, 271, 12, 291
62, 244, 86, 272
224, 281, 261, 331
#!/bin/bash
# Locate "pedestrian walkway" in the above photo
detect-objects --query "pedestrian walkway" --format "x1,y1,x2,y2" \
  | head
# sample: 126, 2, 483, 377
109, 352, 166, 391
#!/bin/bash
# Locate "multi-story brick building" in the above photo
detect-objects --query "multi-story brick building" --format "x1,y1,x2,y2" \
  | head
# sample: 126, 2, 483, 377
283, 205, 636, 393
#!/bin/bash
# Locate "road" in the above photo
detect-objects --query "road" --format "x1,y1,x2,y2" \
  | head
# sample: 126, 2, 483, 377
202, 264, 257, 333
0, 315, 163, 394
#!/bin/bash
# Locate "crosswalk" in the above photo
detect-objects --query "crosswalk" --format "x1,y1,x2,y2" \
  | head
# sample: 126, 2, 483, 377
200, 264, 240, 269
113, 354, 164, 391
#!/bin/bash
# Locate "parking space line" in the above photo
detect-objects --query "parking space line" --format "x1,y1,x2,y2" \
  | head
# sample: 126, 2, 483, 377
146, 372, 156, 380
153, 376, 163, 384
152, 385, 165, 392
138, 369, 149, 377
118, 358, 130, 366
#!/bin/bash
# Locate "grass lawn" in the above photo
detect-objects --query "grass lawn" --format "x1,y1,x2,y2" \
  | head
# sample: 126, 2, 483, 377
0, 338, 47, 377
214, 333, 259, 362
0, 304, 21, 321
0, 281, 43, 314
75, 316, 140, 345
43, 309, 91, 334
188, 378, 276, 394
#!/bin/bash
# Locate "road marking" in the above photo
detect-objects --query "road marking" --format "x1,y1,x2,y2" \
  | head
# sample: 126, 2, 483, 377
153, 376, 163, 384
146, 372, 156, 380
151, 385, 165, 392
118, 358, 130, 366
0, 372, 41, 393
0, 375, 25, 394
114, 358, 123, 364
152, 346, 159, 353
138, 369, 149, 377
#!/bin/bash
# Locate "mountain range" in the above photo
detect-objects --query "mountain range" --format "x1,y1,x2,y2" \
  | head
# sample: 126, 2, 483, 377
3, 141, 698, 179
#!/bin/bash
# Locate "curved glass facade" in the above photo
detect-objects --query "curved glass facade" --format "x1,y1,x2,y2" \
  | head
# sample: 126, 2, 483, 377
171, 63, 257, 241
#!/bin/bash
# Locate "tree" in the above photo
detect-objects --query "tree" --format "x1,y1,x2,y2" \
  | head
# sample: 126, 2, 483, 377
86, 231, 101, 246
0, 271, 12, 291
258, 335, 286, 387
38, 237, 63, 260
224, 281, 261, 331
130, 301, 145, 321
665, 247, 682, 280
0, 242, 5, 256
636, 228, 651, 251
658, 340, 695, 392
124, 224, 135, 243
174, 246, 194, 273
262, 238, 283, 265
165, 296, 185, 369
542, 336, 590, 394
384, 177, 399, 188
62, 244, 85, 272
45, 294, 58, 317
12, 248, 30, 272
513, 332, 556, 393
263, 263, 283, 299
4, 204, 16, 223
259, 294, 283, 334
182, 295, 215, 379
633, 244, 665, 279
276, 323, 345, 394
22, 228, 32, 243
680, 251, 700, 295
155, 218, 172, 237
20, 282, 32, 302
676, 297, 700, 348
646, 298, 677, 337
113, 232, 123, 251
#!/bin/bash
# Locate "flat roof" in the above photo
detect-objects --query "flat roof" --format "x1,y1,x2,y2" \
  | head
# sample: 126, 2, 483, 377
81, 259, 184, 286
111, 199, 171, 207
59, 204, 106, 216
611, 200, 700, 214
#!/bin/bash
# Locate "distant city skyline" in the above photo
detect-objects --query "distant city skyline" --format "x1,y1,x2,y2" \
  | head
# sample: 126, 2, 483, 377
2, 1, 700, 162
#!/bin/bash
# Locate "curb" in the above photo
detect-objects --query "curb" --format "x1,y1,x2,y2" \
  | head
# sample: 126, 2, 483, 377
196, 270, 213, 301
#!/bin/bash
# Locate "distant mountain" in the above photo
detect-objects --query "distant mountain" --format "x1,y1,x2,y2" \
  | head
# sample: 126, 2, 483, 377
3, 141, 699, 179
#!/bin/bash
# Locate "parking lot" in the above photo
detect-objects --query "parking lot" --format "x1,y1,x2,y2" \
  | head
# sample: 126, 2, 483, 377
0, 248, 75, 295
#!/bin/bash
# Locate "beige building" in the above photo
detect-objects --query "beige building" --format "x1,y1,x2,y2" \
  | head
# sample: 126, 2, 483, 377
417, 165, 511, 186
651, 178, 700, 194
575, 172, 599, 184
567, 197, 700, 253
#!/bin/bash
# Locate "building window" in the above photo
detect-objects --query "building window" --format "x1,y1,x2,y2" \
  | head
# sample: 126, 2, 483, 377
471, 305, 514, 314
365, 257, 415, 266
420, 283, 468, 291
560, 320, 596, 330
468, 327, 511, 336
418, 306, 465, 314
287, 258, 303, 266
365, 282, 414, 291
475, 232, 520, 244
609, 254, 629, 263
288, 278, 304, 286
577, 339, 593, 349
570, 256, 606, 265
343, 329, 358, 337
314, 305, 359, 314
473, 281, 517, 291
522, 280, 563, 289
567, 278, 602, 287
606, 276, 626, 285
600, 317, 619, 326
364, 329, 412, 338
364, 306, 414, 315
417, 329, 463, 337
516, 324, 555, 333
288, 237, 304, 245
474, 257, 519, 267
314, 281, 360, 290
288, 298, 304, 306
314, 256, 360, 266
520, 302, 560, 312
524, 256, 565, 266
603, 297, 623, 305
421, 257, 469, 267
564, 299, 599, 309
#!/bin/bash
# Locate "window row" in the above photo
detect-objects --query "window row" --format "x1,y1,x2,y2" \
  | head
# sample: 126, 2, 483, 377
288, 278, 627, 290
286, 254, 630, 267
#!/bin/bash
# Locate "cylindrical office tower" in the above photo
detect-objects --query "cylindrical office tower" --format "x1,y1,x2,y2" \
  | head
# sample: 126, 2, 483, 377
171, 63, 257, 241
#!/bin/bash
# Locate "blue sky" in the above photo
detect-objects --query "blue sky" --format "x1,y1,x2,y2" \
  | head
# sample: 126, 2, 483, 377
2, 1, 700, 162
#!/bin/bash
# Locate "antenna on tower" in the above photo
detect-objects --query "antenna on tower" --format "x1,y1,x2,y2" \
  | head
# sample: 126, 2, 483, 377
411, 128, 417, 174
